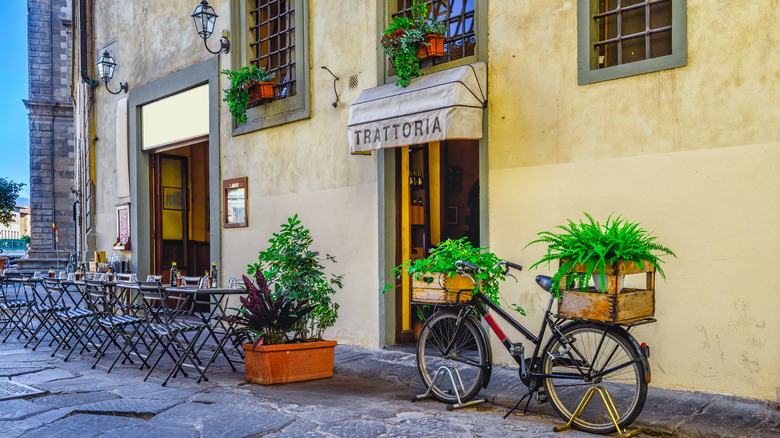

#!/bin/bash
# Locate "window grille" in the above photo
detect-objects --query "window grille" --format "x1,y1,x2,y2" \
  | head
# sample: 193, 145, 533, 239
593, 0, 672, 69
392, 0, 475, 68
250, 0, 296, 99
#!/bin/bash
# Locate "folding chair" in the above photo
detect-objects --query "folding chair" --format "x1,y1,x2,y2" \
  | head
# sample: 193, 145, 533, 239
42, 279, 99, 361
0, 273, 34, 342
82, 280, 147, 373
137, 281, 207, 386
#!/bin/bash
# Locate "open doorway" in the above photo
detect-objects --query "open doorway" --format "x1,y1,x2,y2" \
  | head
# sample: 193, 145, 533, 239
393, 140, 480, 344
149, 139, 210, 283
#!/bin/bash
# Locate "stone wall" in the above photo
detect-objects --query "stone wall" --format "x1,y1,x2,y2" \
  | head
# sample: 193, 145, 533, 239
25, 0, 75, 252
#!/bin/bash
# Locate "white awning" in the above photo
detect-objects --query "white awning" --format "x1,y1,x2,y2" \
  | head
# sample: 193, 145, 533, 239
348, 62, 487, 153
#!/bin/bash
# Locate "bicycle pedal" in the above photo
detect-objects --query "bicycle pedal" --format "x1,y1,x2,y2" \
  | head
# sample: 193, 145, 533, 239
536, 389, 548, 404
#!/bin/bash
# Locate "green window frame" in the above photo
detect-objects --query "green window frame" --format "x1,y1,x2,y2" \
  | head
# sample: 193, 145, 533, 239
230, 0, 310, 135
577, 0, 687, 85
379, 0, 486, 85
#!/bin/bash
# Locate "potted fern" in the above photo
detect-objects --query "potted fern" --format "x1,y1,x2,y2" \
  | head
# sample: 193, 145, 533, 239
381, 0, 446, 87
221, 65, 275, 124
232, 214, 342, 384
524, 213, 676, 323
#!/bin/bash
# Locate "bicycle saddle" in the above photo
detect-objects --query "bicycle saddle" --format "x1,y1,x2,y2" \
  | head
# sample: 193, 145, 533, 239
535, 275, 555, 293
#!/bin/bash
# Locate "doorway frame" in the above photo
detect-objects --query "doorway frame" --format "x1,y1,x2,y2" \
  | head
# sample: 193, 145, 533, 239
127, 57, 221, 278
377, 123, 489, 347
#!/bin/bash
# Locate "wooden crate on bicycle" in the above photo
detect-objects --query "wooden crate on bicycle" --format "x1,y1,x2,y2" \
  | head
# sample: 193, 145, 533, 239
412, 272, 475, 304
558, 260, 655, 324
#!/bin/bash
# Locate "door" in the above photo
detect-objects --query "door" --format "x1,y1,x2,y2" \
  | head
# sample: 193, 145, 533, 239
394, 140, 480, 344
151, 154, 189, 282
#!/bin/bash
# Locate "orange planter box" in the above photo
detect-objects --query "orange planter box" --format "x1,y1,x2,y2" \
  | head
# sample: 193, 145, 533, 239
247, 81, 274, 107
418, 34, 445, 59
243, 340, 337, 385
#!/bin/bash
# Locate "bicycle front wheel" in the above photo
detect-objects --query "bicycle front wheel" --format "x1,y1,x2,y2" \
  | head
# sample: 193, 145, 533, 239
542, 323, 647, 434
416, 311, 488, 405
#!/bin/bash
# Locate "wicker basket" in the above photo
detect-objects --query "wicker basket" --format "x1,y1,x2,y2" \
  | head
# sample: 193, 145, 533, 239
412, 272, 475, 305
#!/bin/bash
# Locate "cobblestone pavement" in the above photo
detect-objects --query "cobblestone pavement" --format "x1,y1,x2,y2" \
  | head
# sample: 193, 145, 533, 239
0, 336, 594, 438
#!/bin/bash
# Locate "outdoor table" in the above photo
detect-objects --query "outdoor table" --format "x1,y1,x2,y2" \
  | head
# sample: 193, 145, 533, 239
165, 286, 247, 381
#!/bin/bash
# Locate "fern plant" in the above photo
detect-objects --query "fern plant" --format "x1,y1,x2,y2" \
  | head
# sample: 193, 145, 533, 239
221, 65, 275, 124
524, 213, 676, 297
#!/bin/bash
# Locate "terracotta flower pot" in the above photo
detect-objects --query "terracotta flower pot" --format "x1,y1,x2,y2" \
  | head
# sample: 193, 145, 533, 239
418, 34, 445, 59
246, 81, 275, 107
242, 340, 337, 385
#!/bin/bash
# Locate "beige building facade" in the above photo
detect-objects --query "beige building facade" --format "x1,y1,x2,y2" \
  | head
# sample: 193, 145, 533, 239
73, 0, 779, 402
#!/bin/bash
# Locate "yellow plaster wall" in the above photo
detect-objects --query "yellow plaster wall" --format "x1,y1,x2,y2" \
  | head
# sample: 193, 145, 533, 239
218, 0, 381, 346
487, 1, 780, 400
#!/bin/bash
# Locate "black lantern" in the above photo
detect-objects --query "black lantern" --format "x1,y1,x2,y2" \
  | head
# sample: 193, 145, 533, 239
191, 0, 230, 54
95, 51, 128, 94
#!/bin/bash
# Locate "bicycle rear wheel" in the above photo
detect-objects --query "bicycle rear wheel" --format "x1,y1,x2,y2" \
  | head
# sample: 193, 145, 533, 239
542, 322, 647, 434
416, 311, 488, 405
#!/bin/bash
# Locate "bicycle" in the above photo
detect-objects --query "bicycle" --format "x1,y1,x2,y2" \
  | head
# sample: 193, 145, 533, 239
415, 260, 653, 434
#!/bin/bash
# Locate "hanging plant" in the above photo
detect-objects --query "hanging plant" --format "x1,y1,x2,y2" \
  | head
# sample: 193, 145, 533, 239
221, 65, 275, 124
381, 0, 446, 87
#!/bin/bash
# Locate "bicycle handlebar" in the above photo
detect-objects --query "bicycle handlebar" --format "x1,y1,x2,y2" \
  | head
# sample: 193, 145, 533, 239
455, 260, 523, 275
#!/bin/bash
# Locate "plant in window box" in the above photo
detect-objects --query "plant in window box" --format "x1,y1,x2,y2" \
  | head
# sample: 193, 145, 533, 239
381, 0, 446, 87
221, 65, 275, 124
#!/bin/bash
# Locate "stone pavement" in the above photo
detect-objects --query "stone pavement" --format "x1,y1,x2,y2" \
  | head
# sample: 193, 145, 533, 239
0, 335, 776, 438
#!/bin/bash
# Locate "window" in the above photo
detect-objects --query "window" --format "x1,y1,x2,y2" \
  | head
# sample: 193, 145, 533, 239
383, 0, 484, 83
578, 0, 686, 85
230, 0, 310, 134
249, 0, 296, 100
392, 0, 476, 68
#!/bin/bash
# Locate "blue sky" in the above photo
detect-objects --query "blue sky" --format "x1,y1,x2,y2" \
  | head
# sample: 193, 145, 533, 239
0, 3, 30, 202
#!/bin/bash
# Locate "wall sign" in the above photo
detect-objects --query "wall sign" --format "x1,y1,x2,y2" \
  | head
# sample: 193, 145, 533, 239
223, 177, 248, 228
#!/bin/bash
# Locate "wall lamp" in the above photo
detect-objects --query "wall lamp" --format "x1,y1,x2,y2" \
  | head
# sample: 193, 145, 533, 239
191, 0, 230, 55
95, 51, 128, 94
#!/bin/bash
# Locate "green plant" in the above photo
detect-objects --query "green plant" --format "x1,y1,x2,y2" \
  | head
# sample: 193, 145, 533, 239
387, 238, 506, 304
524, 213, 676, 297
0, 178, 24, 227
221, 65, 275, 124
381, 0, 446, 87
231, 270, 314, 347
247, 214, 343, 341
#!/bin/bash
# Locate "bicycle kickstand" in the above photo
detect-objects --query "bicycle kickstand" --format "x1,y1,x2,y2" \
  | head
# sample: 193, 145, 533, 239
413, 365, 488, 411
503, 390, 534, 419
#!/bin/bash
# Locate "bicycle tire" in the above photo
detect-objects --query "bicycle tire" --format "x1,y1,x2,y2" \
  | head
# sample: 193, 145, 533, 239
542, 322, 647, 434
416, 311, 489, 405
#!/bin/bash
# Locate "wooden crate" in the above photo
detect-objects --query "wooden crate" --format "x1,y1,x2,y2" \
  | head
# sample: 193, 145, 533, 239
558, 260, 656, 324
412, 272, 475, 305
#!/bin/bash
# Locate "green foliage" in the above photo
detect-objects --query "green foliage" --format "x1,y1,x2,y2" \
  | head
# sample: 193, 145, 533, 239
221, 65, 275, 125
524, 213, 676, 297
247, 214, 342, 342
231, 270, 314, 346
22, 236, 31, 244
387, 238, 506, 304
381, 0, 446, 87
0, 178, 24, 227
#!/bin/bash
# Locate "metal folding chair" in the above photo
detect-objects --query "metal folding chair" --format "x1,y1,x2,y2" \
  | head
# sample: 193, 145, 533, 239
0, 273, 34, 342
137, 281, 207, 386
82, 280, 147, 373
42, 279, 99, 361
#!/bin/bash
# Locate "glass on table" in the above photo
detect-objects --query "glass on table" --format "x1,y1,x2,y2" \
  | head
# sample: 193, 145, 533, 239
58, 271, 67, 280
129, 274, 138, 283
67, 273, 76, 281
33, 271, 42, 279
228, 278, 242, 289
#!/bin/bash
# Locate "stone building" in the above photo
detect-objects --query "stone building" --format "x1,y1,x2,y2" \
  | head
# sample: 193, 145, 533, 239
24, 0, 76, 254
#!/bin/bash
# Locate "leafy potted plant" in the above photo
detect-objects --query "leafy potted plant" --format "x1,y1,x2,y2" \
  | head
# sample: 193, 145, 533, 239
232, 214, 342, 384
388, 238, 506, 305
221, 65, 275, 124
524, 213, 676, 323
381, 0, 446, 87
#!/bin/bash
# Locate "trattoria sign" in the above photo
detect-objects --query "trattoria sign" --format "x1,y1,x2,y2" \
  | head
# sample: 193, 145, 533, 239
348, 107, 483, 153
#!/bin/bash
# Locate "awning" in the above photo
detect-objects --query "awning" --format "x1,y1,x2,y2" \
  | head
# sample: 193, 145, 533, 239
348, 62, 487, 153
